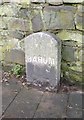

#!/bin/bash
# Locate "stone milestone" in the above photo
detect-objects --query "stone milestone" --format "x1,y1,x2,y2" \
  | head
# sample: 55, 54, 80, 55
25, 32, 61, 87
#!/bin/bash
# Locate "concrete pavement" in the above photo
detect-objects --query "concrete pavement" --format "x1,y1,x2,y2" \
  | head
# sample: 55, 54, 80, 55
1, 78, 83, 119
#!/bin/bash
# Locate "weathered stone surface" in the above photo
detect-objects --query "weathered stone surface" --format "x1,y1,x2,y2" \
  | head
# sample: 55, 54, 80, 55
0, 4, 20, 17
75, 5, 84, 31
3, 88, 43, 118
25, 32, 61, 87
3, 0, 21, 3
62, 60, 82, 73
18, 8, 30, 19
67, 92, 82, 118
62, 46, 76, 62
31, 0, 45, 3
9, 31, 25, 40
46, 0, 63, 5
63, 0, 84, 3
0, 30, 24, 40
75, 15, 83, 31
34, 93, 68, 118
6, 17, 30, 32
0, 17, 7, 29
2, 78, 22, 113
4, 49, 25, 65
21, 0, 30, 4
78, 49, 84, 62
70, 60, 82, 72
0, 46, 2, 61
32, 14, 43, 31
43, 6, 75, 30
1, 38, 19, 51
57, 30, 83, 46
65, 70, 82, 82
77, 5, 84, 17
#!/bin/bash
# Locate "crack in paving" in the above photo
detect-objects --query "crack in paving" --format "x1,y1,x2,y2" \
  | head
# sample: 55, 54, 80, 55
32, 91, 45, 119
65, 93, 70, 119
2, 86, 23, 118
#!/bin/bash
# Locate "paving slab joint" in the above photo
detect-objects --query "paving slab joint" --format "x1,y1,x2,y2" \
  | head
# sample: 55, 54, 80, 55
2, 87, 23, 117
32, 92, 45, 118
65, 93, 70, 118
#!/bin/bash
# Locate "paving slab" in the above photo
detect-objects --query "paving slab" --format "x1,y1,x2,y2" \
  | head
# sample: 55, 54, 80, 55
2, 78, 23, 114
66, 91, 83, 118
3, 88, 44, 118
34, 92, 68, 118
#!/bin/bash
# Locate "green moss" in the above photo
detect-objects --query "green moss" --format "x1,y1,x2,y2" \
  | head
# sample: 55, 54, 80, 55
57, 30, 82, 45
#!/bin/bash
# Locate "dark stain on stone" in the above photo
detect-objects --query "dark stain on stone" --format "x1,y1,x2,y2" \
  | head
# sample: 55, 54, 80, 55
26, 62, 57, 86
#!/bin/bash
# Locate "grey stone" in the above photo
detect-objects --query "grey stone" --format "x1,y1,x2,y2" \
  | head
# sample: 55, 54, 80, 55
0, 30, 24, 40
75, 14, 83, 31
57, 30, 83, 46
67, 108, 83, 118
18, 8, 31, 19
62, 46, 76, 62
0, 46, 2, 61
68, 92, 82, 109
63, 0, 84, 3
3, 87, 43, 118
0, 17, 7, 29
10, 31, 25, 40
77, 5, 84, 17
34, 93, 68, 118
2, 78, 22, 113
67, 92, 83, 118
43, 6, 75, 30
46, 0, 63, 5
31, 0, 45, 3
4, 49, 25, 65
7, 17, 30, 32
3, 0, 21, 3
32, 14, 43, 32
0, 4, 20, 17
25, 32, 61, 87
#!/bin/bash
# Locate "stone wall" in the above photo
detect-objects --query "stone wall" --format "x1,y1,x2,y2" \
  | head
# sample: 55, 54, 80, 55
0, 0, 83, 83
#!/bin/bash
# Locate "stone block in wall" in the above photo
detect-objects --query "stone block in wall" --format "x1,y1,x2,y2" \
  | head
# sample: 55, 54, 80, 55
0, 17, 7, 29
18, 8, 30, 19
75, 5, 84, 31
6, 17, 30, 32
57, 30, 83, 46
77, 5, 84, 17
0, 38, 19, 51
0, 4, 20, 17
21, 0, 30, 4
0, 46, 3, 61
0, 30, 24, 40
3, 0, 21, 3
77, 49, 84, 62
32, 14, 43, 31
62, 61, 83, 83
46, 0, 63, 5
4, 49, 25, 65
9, 31, 25, 40
43, 6, 75, 30
62, 46, 76, 62
69, 62, 82, 73
31, 0, 45, 3
65, 70, 82, 83
18, 8, 43, 32
63, 0, 84, 3
62, 61, 82, 73
75, 15, 83, 31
